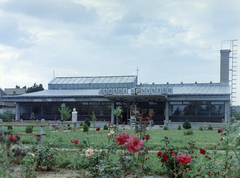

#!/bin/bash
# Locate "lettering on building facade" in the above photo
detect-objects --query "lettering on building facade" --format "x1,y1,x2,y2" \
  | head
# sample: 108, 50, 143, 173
98, 87, 173, 95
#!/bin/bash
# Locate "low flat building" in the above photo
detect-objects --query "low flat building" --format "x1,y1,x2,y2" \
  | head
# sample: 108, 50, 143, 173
2, 50, 231, 125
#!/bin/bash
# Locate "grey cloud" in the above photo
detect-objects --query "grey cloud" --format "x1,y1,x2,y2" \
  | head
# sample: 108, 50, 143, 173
1, 0, 97, 24
0, 15, 37, 48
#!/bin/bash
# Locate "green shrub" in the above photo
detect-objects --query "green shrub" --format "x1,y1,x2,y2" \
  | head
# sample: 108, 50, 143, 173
84, 118, 91, 127
184, 130, 193, 135
83, 124, 89, 132
183, 120, 191, 129
163, 126, 168, 130
103, 124, 108, 130
7, 126, 13, 130
80, 122, 83, 127
199, 126, 203, 131
25, 126, 33, 133
208, 125, 213, 130
177, 125, 181, 130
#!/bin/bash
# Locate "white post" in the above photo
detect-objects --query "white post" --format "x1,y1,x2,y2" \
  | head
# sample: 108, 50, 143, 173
40, 119, 45, 144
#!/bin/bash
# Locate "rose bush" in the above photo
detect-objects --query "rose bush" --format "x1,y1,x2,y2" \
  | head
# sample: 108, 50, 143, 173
0, 131, 26, 178
124, 134, 144, 153
176, 154, 192, 165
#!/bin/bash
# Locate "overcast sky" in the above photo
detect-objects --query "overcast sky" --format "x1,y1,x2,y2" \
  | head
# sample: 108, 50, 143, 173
0, 0, 240, 104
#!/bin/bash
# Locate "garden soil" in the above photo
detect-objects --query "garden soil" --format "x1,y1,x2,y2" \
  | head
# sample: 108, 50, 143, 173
10, 165, 165, 178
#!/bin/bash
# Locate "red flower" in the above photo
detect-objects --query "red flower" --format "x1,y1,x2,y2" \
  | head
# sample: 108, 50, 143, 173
109, 121, 111, 123
115, 132, 129, 146
96, 127, 100, 131
71, 139, 75, 143
145, 135, 149, 141
74, 140, 79, 144
199, 148, 205, 154
124, 134, 144, 153
157, 151, 162, 157
176, 154, 192, 165
165, 149, 168, 153
172, 153, 176, 157
218, 129, 223, 133
161, 154, 168, 162
8, 135, 16, 141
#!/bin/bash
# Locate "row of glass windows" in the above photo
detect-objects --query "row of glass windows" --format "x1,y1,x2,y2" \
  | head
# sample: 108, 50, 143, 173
170, 102, 225, 116
20, 102, 112, 116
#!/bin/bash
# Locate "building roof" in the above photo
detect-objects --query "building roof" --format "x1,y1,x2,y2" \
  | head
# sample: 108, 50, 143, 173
48, 75, 137, 90
4, 88, 26, 95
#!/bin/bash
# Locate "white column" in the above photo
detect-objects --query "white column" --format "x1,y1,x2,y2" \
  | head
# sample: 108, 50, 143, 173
15, 103, 20, 121
165, 101, 169, 124
225, 101, 230, 124
72, 108, 78, 122
111, 102, 114, 124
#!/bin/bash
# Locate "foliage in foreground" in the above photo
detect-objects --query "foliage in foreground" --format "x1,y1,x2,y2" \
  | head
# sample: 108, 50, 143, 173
1, 117, 240, 177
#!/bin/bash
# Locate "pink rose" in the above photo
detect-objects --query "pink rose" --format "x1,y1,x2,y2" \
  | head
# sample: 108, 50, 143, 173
124, 134, 144, 153
176, 154, 192, 165
115, 132, 129, 146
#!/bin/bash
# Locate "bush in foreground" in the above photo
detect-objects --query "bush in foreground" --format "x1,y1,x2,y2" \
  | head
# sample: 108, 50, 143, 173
25, 126, 33, 133
177, 125, 181, 130
83, 124, 89, 132
163, 126, 168, 130
103, 124, 108, 130
183, 120, 191, 129
184, 130, 193, 135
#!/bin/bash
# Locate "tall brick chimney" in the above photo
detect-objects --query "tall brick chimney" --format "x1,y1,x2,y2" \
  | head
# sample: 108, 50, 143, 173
220, 49, 231, 83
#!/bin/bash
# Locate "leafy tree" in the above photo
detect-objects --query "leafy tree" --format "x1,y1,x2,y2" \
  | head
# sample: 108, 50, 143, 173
91, 111, 97, 128
26, 83, 44, 93
0, 110, 15, 122
114, 107, 122, 124
58, 103, 71, 121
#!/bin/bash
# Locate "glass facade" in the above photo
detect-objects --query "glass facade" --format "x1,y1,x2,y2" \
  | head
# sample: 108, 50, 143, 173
170, 101, 224, 117
20, 102, 112, 117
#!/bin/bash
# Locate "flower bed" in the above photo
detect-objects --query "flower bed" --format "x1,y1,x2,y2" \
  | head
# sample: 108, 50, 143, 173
1, 117, 240, 177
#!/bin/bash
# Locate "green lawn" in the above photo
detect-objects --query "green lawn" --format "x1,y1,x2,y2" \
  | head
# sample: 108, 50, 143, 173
2, 126, 221, 150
